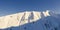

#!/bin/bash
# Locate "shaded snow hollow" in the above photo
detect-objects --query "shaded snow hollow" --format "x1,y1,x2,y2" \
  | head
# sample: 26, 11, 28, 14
0, 10, 50, 29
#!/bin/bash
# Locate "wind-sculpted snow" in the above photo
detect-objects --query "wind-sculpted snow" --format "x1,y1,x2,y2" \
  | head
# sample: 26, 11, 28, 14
0, 10, 50, 29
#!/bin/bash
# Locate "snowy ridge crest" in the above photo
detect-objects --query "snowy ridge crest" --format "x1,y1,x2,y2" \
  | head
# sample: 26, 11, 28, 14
0, 10, 50, 29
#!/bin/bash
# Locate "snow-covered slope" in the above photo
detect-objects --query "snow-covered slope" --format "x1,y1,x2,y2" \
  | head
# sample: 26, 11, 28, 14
1, 11, 60, 30
0, 10, 50, 29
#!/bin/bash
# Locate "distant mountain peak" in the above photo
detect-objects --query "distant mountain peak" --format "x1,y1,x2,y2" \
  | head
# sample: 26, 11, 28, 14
0, 10, 51, 29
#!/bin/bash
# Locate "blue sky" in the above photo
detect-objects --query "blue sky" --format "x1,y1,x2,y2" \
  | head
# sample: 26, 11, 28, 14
0, 0, 60, 16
